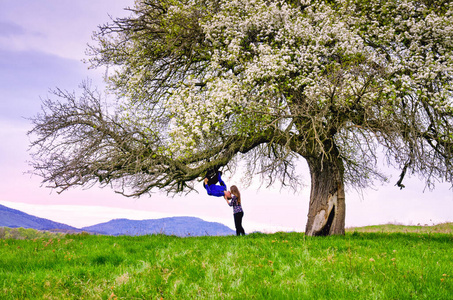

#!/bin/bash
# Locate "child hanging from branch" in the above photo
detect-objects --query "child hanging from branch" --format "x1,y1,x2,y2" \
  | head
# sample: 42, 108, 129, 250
203, 168, 231, 199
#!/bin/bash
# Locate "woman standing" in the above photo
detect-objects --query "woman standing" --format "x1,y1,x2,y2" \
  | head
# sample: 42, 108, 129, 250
225, 185, 245, 236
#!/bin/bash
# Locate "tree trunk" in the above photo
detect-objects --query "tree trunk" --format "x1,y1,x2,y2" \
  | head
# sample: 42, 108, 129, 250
304, 155, 346, 236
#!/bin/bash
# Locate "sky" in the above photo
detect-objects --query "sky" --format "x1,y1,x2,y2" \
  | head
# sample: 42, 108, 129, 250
0, 1, 452, 233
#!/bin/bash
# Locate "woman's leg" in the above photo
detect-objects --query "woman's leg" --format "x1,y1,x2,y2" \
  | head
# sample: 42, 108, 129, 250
239, 212, 245, 235
234, 212, 245, 236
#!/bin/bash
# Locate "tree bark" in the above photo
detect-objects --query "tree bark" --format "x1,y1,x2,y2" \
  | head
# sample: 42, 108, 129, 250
304, 155, 346, 236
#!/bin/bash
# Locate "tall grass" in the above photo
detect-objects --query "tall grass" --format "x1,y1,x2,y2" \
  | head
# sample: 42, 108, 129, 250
0, 228, 452, 299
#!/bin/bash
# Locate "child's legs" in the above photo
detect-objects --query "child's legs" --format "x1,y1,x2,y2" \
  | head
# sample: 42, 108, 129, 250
217, 172, 226, 187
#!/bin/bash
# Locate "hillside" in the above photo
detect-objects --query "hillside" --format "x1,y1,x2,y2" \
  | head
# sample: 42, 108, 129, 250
346, 222, 453, 234
0, 203, 234, 237
0, 204, 78, 232
82, 217, 235, 237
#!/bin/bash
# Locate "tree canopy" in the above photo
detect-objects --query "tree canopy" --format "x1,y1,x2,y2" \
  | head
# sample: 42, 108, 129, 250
29, 0, 453, 235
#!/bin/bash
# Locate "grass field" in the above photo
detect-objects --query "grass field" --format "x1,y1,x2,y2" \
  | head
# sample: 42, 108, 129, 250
1, 225, 452, 299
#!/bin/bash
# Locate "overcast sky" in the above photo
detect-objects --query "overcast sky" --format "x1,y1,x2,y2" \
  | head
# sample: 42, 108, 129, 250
0, 1, 452, 233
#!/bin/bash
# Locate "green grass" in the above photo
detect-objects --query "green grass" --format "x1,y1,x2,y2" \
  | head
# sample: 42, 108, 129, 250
1, 226, 452, 299
0, 227, 65, 240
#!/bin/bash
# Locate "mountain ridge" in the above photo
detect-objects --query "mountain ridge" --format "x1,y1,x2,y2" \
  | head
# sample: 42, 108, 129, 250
0, 203, 234, 237
0, 203, 79, 232
81, 216, 235, 237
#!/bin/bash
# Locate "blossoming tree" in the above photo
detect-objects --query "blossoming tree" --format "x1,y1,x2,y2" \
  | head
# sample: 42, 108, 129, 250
30, 0, 453, 235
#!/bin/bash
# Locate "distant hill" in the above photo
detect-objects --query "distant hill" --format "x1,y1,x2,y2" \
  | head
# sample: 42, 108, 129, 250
82, 217, 235, 237
0, 203, 78, 232
0, 203, 235, 237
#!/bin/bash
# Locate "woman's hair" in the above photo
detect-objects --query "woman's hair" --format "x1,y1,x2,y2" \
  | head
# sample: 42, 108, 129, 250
230, 185, 241, 205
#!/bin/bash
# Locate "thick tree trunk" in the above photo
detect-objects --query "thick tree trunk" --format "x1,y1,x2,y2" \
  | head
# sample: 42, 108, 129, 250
304, 155, 346, 236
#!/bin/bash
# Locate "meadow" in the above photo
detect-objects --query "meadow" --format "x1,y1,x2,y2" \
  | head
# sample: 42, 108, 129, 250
0, 225, 452, 299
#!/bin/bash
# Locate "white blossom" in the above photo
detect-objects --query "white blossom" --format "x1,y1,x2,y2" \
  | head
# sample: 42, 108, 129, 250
163, 0, 453, 154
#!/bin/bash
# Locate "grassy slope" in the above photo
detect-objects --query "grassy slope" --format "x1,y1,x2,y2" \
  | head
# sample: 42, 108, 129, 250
0, 225, 452, 299
347, 222, 453, 234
